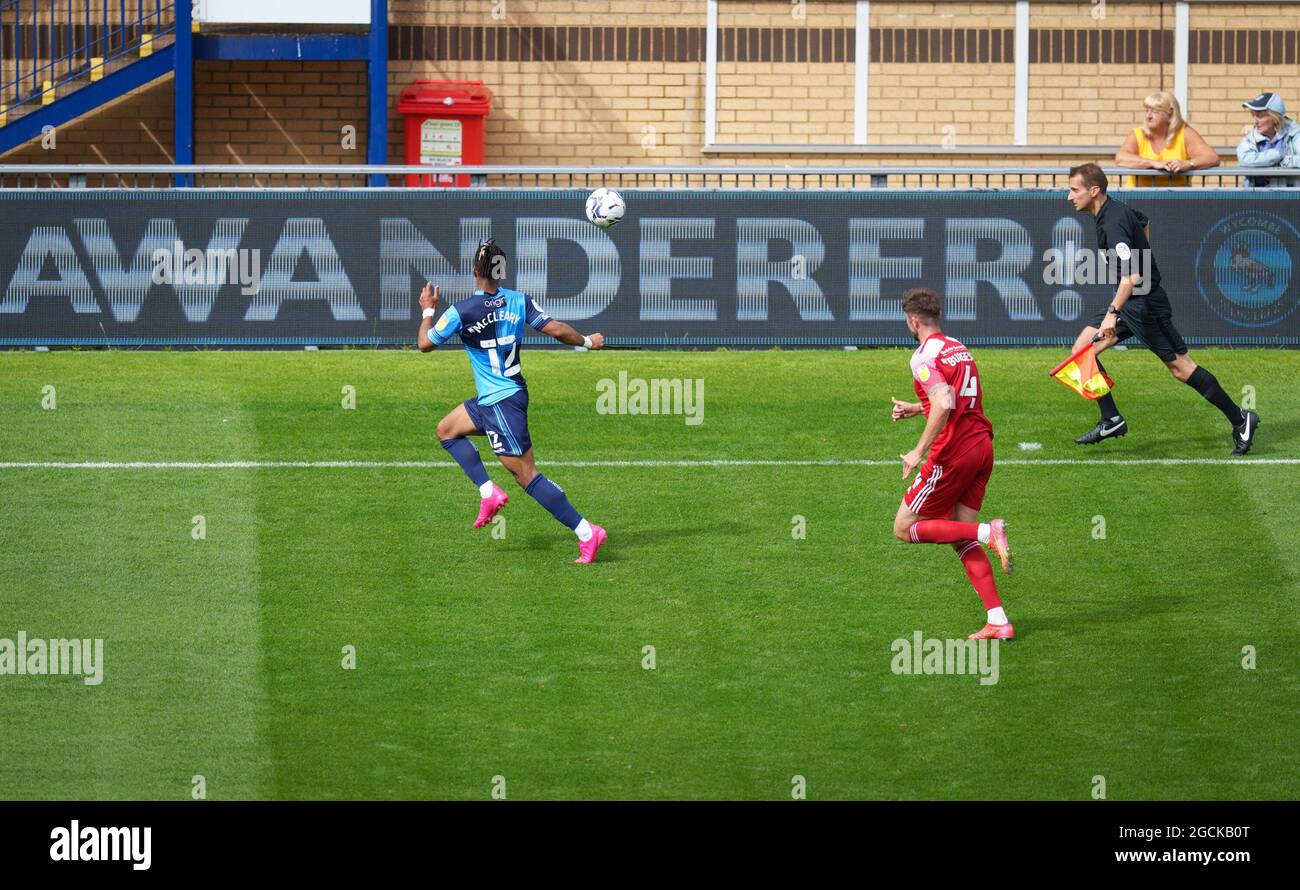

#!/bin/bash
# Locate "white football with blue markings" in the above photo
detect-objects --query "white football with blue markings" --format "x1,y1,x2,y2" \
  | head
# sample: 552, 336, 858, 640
585, 187, 626, 229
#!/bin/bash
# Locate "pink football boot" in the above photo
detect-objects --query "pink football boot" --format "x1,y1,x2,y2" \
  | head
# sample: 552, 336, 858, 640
969, 622, 1015, 641
985, 518, 1014, 574
473, 484, 509, 529
574, 525, 608, 564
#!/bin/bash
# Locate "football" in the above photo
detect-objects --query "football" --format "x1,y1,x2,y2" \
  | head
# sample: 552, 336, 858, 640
585, 187, 626, 228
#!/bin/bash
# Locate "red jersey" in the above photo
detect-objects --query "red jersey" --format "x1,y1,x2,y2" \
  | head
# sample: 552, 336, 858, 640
909, 332, 994, 464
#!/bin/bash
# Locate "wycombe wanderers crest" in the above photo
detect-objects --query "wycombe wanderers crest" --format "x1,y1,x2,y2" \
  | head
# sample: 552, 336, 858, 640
1195, 210, 1300, 328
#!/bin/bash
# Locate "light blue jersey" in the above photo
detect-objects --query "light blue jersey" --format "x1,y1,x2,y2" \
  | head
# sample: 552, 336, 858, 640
428, 287, 552, 406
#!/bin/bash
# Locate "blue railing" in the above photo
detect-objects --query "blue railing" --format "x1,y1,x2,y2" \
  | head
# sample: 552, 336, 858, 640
1, 1, 174, 114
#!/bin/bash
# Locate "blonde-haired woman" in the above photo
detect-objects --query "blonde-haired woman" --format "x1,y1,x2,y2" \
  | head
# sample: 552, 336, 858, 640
1116, 91, 1220, 186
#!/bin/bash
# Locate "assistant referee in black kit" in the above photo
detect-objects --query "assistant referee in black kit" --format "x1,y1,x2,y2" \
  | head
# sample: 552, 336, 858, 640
1064, 162, 1259, 455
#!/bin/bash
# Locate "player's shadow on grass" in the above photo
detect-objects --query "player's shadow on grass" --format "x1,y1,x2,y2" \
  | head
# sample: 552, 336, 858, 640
499, 533, 625, 564
1251, 415, 1299, 452
610, 521, 750, 549
1024, 595, 1189, 636
1108, 422, 1291, 456
511, 521, 751, 561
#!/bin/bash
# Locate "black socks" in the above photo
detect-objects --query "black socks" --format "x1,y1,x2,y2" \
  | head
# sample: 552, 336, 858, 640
1095, 358, 1121, 421
1186, 366, 1245, 427
1093, 358, 1242, 427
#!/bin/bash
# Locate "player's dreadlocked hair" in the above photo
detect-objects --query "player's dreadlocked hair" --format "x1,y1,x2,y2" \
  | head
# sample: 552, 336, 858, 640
473, 237, 507, 281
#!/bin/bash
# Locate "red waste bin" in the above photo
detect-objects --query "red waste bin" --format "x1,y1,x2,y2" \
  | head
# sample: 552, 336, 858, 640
397, 80, 494, 187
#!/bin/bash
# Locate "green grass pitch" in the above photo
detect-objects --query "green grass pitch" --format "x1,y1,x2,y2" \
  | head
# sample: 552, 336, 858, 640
1, 347, 1297, 800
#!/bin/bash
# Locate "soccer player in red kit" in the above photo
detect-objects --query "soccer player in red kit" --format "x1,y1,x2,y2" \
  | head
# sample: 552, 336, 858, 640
889, 288, 1015, 641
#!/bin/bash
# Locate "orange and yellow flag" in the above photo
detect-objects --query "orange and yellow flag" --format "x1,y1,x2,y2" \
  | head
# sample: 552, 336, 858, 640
1049, 343, 1115, 400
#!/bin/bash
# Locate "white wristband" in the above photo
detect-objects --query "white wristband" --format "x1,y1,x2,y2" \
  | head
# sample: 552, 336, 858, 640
422, 307, 436, 319
581, 335, 593, 349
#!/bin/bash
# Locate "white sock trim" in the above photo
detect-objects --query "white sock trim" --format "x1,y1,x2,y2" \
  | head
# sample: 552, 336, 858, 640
479, 481, 495, 498
977, 522, 991, 544
987, 606, 1008, 626
575, 518, 593, 542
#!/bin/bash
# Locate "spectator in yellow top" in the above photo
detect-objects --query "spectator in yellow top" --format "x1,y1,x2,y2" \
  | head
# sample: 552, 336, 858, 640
1116, 91, 1220, 186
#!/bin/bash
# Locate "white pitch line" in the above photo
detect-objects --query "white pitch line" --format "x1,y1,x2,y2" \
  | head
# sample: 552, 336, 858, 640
0, 459, 1297, 469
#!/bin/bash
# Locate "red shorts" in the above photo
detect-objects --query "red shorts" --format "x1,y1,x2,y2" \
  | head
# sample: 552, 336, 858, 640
903, 437, 994, 518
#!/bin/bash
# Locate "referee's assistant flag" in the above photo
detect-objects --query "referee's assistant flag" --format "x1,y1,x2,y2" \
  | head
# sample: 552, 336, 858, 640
1049, 344, 1114, 400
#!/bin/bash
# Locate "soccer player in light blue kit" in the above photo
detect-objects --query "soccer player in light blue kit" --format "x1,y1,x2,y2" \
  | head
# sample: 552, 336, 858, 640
418, 238, 609, 564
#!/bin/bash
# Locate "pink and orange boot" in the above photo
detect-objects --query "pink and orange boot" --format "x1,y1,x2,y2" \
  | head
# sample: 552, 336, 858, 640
985, 518, 1013, 573
969, 621, 1015, 641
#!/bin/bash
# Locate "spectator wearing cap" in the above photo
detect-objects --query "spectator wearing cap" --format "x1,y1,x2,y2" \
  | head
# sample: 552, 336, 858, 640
1116, 91, 1220, 187
1236, 92, 1300, 187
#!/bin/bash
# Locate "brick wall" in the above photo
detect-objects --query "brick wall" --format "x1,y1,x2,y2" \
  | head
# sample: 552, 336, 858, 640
0, 81, 173, 164
2, 1, 1299, 169
195, 62, 369, 165
1028, 2, 1164, 144
2, 62, 368, 165
869, 0, 1018, 147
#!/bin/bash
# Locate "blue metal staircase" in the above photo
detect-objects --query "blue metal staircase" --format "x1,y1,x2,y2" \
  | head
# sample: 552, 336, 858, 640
0, 1, 387, 182
0, 2, 180, 155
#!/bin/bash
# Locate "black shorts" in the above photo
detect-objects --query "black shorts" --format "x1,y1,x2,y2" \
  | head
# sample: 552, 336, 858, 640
1086, 291, 1188, 362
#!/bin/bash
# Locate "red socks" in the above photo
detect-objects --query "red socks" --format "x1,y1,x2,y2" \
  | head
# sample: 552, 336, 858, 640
954, 540, 1001, 609
907, 519, 980, 544
905, 521, 1000, 608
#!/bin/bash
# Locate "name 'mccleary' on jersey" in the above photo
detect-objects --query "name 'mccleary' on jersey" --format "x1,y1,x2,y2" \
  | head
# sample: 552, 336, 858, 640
910, 332, 994, 463
429, 286, 553, 406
